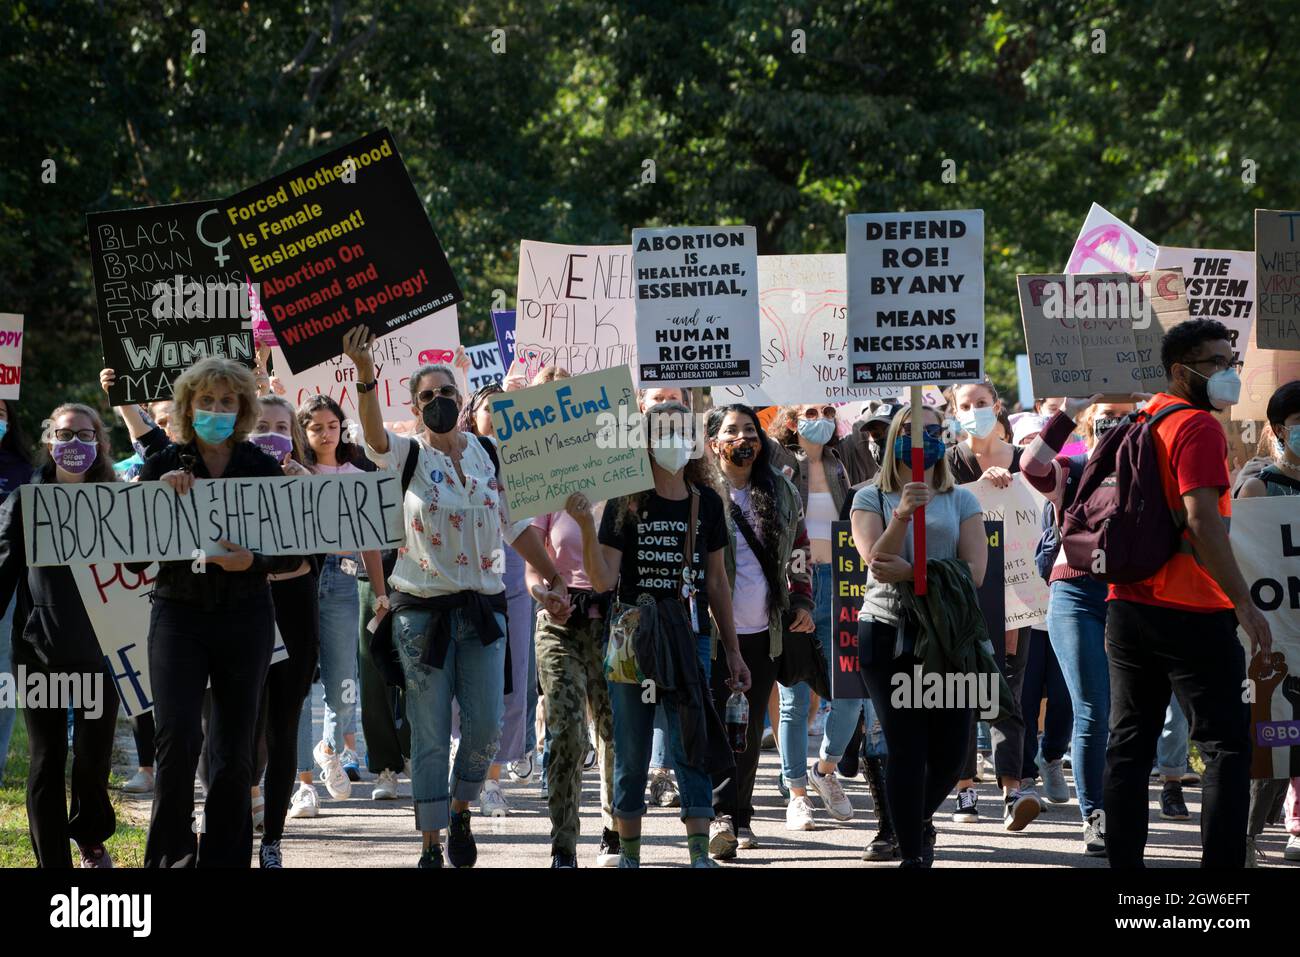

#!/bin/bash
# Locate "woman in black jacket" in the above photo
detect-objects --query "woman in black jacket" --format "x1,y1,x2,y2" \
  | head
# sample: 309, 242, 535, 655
0, 402, 120, 867
134, 357, 303, 868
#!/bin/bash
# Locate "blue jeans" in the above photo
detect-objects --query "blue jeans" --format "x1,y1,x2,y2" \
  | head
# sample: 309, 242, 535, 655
609, 633, 714, 821
813, 562, 863, 764
1157, 694, 1189, 778
297, 556, 360, 770
395, 606, 507, 832
494, 546, 534, 766
649, 635, 711, 770
1046, 576, 1110, 818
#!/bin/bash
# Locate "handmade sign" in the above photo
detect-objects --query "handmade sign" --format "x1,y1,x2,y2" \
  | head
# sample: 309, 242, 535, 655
514, 240, 635, 381
1229, 497, 1300, 778
976, 521, 1007, 646
220, 129, 462, 374
1255, 210, 1300, 351
490, 365, 650, 522
22, 472, 403, 566
847, 210, 984, 385
1155, 246, 1254, 362
968, 475, 1049, 630
1018, 269, 1189, 399
1065, 203, 1158, 275
830, 521, 870, 699
631, 225, 760, 387
0, 314, 21, 400
88, 201, 256, 404
465, 341, 506, 391
1235, 324, 1300, 421
270, 306, 460, 422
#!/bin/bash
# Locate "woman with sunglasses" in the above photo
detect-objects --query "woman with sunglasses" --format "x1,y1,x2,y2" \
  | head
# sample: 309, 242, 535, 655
0, 405, 121, 867
342, 328, 568, 868
851, 404, 988, 867
766, 403, 855, 830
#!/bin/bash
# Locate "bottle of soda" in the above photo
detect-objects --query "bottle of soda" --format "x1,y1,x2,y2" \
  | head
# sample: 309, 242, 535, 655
724, 690, 749, 753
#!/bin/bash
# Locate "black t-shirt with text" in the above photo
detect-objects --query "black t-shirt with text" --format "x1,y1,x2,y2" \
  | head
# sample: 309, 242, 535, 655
598, 485, 728, 636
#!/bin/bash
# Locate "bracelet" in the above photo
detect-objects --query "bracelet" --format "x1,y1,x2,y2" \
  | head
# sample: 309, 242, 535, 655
357, 379, 379, 394
892, 508, 910, 523
374, 594, 390, 610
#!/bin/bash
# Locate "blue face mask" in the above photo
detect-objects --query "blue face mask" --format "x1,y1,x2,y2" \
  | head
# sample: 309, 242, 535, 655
193, 409, 237, 445
894, 428, 946, 469
797, 417, 836, 446
1285, 424, 1300, 458
0, 420, 8, 442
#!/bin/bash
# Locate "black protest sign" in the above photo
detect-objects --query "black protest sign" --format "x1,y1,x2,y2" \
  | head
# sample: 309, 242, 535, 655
88, 201, 256, 404
220, 129, 462, 374
831, 520, 870, 699
977, 521, 1005, 645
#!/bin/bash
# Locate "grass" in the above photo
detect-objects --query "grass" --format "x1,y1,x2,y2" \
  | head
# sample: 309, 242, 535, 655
1, 712, 150, 868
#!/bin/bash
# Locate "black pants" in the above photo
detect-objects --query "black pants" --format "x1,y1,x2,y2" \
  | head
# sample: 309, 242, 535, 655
358, 579, 409, 773
858, 623, 972, 860
710, 630, 779, 829
962, 627, 1027, 783
1103, 600, 1250, 869
145, 594, 274, 868
130, 711, 155, 767
1020, 628, 1073, 778
257, 573, 320, 841
17, 642, 119, 867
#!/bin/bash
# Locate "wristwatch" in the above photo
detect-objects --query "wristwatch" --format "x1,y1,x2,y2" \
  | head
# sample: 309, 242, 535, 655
357, 379, 379, 394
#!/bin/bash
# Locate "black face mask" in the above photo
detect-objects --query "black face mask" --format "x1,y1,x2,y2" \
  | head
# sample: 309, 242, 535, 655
422, 395, 460, 434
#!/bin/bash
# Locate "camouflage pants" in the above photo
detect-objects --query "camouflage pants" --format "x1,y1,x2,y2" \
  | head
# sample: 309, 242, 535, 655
535, 610, 615, 855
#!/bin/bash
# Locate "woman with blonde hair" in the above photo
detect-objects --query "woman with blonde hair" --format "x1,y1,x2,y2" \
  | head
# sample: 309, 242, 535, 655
133, 357, 306, 868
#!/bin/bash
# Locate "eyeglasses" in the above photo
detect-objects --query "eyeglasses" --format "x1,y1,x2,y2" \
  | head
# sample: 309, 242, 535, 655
53, 429, 97, 443
417, 385, 460, 405
802, 406, 836, 420
1184, 357, 1244, 374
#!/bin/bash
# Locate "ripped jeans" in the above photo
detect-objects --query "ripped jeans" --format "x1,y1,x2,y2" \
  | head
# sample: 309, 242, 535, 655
394, 606, 506, 833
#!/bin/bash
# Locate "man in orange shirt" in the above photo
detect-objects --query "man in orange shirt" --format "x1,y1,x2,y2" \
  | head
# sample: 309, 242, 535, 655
1104, 318, 1272, 869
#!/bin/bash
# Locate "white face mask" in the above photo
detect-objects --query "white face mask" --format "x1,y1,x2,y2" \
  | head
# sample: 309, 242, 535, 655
958, 407, 997, 439
1206, 368, 1241, 409
652, 439, 693, 474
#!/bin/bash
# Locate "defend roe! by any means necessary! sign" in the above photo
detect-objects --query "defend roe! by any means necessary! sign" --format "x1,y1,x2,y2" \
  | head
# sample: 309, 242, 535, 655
847, 210, 985, 386
631, 225, 761, 387
220, 128, 463, 374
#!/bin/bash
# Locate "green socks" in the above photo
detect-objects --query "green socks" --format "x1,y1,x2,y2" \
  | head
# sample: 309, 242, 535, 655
618, 836, 641, 868
687, 834, 710, 865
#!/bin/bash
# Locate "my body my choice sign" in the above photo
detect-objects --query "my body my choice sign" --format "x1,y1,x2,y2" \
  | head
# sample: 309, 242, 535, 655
22, 472, 403, 566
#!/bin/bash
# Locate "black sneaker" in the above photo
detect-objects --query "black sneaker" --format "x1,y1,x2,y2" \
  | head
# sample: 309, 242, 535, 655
259, 839, 283, 869
447, 809, 478, 867
922, 820, 937, 866
1160, 783, 1191, 820
418, 845, 444, 868
551, 849, 578, 868
596, 828, 621, 867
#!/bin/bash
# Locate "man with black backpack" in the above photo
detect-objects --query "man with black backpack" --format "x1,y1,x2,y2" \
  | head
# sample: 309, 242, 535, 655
1064, 318, 1271, 869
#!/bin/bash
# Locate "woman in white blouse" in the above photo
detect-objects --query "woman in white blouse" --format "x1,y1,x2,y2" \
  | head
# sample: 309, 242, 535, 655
342, 327, 569, 869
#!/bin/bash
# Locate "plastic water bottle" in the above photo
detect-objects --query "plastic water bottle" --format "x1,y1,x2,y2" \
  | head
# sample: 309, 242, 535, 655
725, 690, 749, 753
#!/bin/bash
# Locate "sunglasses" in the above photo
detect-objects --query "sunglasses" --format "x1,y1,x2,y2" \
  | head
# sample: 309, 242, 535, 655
802, 406, 837, 420
416, 385, 460, 405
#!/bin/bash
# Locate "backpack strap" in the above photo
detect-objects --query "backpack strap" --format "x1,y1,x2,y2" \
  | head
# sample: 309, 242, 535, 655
475, 433, 501, 478
1260, 467, 1300, 494
400, 437, 420, 494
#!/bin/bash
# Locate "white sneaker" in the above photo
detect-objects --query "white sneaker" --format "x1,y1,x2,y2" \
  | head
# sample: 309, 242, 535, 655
507, 753, 535, 782
120, 769, 154, 793
251, 792, 265, 832
403, 757, 412, 780
480, 779, 509, 817
785, 794, 816, 831
313, 741, 352, 800
287, 782, 320, 819
736, 825, 759, 850
808, 764, 854, 821
372, 769, 400, 800
1082, 809, 1106, 856
1286, 835, 1300, 862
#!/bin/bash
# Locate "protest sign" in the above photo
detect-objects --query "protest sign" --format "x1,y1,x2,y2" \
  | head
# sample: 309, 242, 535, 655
514, 240, 635, 381
72, 562, 288, 716
1235, 325, 1300, 421
968, 475, 1049, 629
976, 521, 1007, 645
847, 210, 984, 386
1155, 246, 1254, 362
88, 201, 256, 404
631, 225, 760, 387
22, 472, 403, 567
492, 309, 517, 371
489, 365, 650, 522
466, 341, 506, 391
270, 305, 461, 422
831, 521, 870, 699
221, 129, 462, 374
1229, 497, 1300, 778
1065, 203, 1158, 274
0, 314, 22, 399
1255, 210, 1300, 351
1018, 269, 1189, 399
1015, 354, 1033, 411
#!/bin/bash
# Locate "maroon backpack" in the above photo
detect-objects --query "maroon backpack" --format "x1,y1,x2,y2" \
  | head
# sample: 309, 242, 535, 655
1059, 402, 1196, 584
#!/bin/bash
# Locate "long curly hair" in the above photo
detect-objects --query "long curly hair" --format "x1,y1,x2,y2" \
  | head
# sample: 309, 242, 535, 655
611, 401, 721, 536
296, 393, 362, 465
706, 403, 779, 547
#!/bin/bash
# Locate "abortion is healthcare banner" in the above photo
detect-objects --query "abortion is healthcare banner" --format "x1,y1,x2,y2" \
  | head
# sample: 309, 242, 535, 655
1154, 246, 1254, 363
1230, 496, 1300, 778
847, 210, 984, 386
0, 314, 21, 399
221, 128, 463, 374
88, 200, 256, 404
490, 365, 650, 522
514, 240, 636, 382
631, 225, 761, 387
1255, 209, 1300, 351
270, 305, 461, 423
1065, 203, 1159, 275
